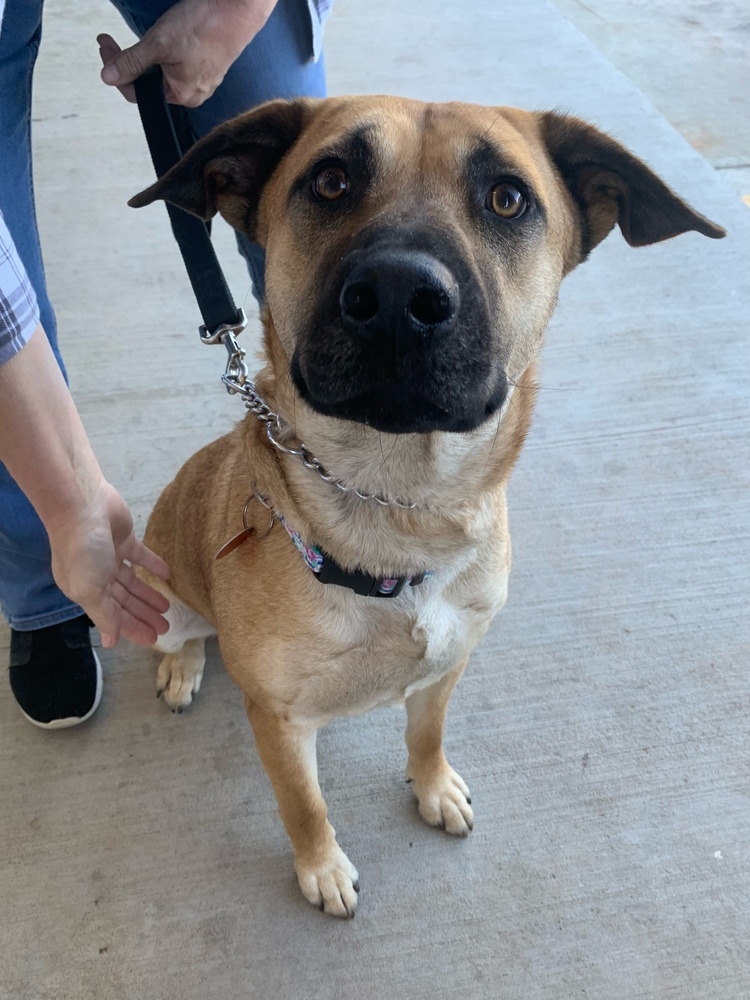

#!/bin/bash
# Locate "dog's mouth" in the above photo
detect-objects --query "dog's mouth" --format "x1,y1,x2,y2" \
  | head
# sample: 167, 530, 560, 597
291, 360, 507, 435
340, 388, 452, 433
293, 374, 450, 433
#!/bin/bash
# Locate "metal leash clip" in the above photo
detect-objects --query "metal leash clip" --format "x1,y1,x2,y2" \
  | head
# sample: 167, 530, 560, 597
199, 309, 249, 391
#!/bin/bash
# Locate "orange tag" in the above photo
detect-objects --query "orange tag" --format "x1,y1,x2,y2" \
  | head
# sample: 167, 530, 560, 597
214, 527, 254, 560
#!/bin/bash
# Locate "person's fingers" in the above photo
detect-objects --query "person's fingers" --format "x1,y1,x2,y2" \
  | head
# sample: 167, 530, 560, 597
96, 586, 161, 648
79, 599, 122, 649
111, 573, 170, 637
117, 565, 171, 621
96, 32, 120, 64
97, 30, 199, 107
162, 68, 208, 108
98, 31, 158, 99
110, 603, 161, 648
96, 33, 137, 102
123, 534, 170, 584
99, 31, 154, 82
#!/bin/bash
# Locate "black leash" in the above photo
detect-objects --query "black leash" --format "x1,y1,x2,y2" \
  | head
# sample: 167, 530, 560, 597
133, 67, 246, 344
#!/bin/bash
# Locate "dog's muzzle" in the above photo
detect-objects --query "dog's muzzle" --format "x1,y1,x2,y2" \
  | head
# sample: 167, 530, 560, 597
292, 237, 506, 435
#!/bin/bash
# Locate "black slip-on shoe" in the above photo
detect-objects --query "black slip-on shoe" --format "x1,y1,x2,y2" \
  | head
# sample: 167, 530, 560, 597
8, 614, 103, 729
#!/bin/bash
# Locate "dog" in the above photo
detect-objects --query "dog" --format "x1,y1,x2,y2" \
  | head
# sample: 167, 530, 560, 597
130, 96, 724, 917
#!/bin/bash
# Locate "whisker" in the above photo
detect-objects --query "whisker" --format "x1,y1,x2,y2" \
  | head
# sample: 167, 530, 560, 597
506, 376, 576, 393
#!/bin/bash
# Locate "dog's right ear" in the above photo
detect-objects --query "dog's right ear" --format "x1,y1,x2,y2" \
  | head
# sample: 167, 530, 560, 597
537, 111, 726, 260
129, 98, 319, 232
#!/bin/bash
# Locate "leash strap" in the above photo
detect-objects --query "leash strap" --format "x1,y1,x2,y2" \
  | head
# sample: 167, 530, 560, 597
133, 67, 245, 339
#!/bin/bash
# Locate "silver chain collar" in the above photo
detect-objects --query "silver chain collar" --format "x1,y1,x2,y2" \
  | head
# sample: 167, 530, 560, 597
202, 318, 417, 510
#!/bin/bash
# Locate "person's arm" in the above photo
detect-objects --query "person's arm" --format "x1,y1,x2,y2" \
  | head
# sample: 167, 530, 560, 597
0, 324, 170, 648
98, 0, 279, 109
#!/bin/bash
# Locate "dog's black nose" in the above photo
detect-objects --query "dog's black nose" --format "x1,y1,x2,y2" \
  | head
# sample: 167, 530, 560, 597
339, 250, 459, 352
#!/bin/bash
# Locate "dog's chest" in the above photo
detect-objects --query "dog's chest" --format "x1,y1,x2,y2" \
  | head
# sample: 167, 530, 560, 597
297, 559, 508, 720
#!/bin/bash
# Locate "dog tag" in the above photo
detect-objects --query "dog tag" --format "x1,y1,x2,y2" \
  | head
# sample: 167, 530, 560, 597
214, 527, 254, 560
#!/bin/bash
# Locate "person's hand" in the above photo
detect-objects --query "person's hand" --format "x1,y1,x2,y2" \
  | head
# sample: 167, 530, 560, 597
98, 0, 278, 108
47, 480, 170, 649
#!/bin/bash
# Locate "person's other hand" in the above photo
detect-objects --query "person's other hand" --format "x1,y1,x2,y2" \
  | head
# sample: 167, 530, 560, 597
98, 0, 277, 108
47, 480, 170, 649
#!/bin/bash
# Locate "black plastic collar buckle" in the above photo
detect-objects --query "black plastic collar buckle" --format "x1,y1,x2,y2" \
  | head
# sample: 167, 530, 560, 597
316, 559, 426, 598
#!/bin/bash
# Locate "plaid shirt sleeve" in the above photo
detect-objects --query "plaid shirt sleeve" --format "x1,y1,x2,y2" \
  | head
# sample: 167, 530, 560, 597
307, 0, 332, 61
0, 210, 40, 366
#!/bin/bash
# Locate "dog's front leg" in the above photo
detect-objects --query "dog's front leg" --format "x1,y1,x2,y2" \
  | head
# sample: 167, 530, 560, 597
405, 659, 474, 836
244, 697, 359, 918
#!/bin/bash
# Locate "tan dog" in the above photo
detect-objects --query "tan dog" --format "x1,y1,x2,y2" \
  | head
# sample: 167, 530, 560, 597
131, 96, 723, 918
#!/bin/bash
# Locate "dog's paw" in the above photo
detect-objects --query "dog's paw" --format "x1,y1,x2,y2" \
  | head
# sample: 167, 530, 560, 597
156, 651, 203, 712
295, 845, 360, 919
409, 765, 474, 837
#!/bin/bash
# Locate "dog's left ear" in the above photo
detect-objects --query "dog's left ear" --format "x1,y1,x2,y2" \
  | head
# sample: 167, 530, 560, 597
538, 112, 726, 259
129, 98, 320, 233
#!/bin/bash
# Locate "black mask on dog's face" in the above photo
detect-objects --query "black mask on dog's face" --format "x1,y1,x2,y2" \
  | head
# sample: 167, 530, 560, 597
130, 97, 724, 436
291, 216, 508, 434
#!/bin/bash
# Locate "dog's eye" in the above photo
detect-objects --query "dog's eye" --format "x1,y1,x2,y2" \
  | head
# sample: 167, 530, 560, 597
487, 181, 528, 219
313, 166, 350, 201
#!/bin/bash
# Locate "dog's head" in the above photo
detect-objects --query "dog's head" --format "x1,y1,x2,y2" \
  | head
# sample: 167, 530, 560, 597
131, 97, 724, 436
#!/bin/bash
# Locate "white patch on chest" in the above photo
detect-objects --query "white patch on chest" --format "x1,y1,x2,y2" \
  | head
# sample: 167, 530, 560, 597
405, 586, 468, 692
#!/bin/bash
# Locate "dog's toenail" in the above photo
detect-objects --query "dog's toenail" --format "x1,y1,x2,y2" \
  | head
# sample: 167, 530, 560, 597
177, 707, 183, 715
466, 797, 472, 804
353, 881, 360, 893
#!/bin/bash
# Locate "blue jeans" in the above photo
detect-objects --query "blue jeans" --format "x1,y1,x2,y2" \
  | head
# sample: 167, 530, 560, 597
0, 0, 326, 630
